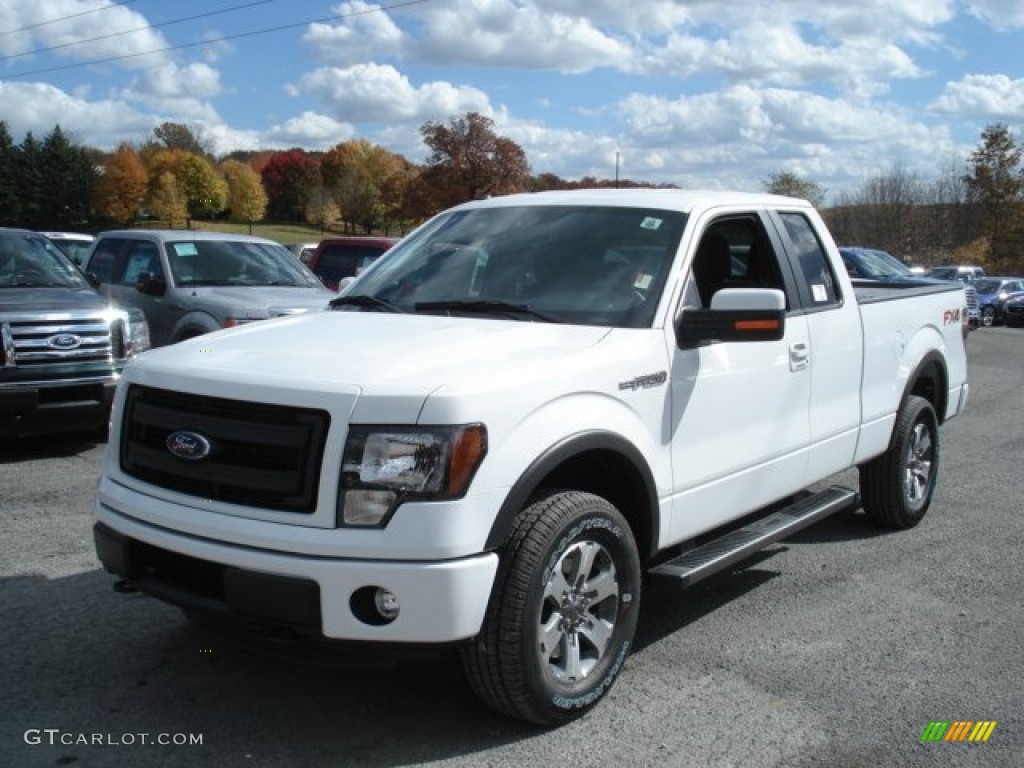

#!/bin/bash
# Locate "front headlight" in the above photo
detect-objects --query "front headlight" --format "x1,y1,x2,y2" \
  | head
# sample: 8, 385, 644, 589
125, 308, 151, 355
338, 424, 487, 527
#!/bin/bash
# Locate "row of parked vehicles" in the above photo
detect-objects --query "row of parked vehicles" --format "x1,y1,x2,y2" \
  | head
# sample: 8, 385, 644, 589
839, 247, 1024, 329
0, 226, 396, 437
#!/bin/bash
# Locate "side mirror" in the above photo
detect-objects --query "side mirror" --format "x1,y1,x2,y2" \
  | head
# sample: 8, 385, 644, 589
135, 272, 167, 297
86, 272, 101, 289
676, 288, 786, 348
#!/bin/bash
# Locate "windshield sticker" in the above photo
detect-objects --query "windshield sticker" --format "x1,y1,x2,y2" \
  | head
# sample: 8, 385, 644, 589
811, 283, 828, 302
639, 217, 663, 230
173, 243, 198, 256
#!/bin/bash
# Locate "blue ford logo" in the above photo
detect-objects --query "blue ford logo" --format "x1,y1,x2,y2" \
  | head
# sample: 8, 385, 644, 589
47, 333, 82, 350
166, 430, 212, 461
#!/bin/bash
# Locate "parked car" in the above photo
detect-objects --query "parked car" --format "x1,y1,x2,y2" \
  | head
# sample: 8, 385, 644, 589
840, 247, 979, 335
1, 227, 149, 437
839, 247, 918, 280
924, 265, 986, 282
42, 231, 95, 267
286, 242, 319, 265
1002, 293, 1024, 327
84, 230, 334, 347
972, 277, 1024, 326
307, 236, 398, 291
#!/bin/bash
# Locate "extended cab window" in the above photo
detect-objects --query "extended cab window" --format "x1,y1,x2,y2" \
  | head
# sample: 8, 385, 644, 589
778, 213, 841, 307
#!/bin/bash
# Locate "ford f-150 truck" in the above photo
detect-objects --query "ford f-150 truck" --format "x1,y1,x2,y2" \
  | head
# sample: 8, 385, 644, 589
1, 228, 150, 437
93, 190, 968, 725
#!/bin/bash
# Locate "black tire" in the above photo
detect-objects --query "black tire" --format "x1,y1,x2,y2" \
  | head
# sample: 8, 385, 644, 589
462, 491, 641, 726
981, 306, 995, 327
859, 395, 940, 529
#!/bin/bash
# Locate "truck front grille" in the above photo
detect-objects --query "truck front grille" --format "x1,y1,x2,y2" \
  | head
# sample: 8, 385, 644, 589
0, 312, 123, 368
120, 385, 330, 513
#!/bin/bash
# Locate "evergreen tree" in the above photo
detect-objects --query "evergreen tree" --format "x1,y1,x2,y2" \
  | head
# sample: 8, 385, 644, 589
0, 121, 20, 225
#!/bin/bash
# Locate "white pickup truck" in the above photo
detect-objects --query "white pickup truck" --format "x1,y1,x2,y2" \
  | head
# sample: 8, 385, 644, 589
94, 190, 968, 725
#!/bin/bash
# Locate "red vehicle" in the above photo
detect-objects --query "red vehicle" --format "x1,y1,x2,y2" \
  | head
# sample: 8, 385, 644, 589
308, 236, 397, 291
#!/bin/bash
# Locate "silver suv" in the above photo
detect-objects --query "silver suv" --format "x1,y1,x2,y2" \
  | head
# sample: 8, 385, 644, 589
85, 230, 334, 347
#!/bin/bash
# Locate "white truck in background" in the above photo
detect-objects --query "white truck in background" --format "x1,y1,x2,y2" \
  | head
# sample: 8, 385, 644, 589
94, 190, 968, 725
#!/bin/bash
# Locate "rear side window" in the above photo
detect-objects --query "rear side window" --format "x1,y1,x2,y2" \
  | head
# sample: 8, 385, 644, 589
778, 213, 841, 308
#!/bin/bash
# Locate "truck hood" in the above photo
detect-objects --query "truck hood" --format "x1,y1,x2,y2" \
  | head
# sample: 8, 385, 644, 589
126, 311, 611, 412
0, 286, 110, 313
177, 284, 333, 315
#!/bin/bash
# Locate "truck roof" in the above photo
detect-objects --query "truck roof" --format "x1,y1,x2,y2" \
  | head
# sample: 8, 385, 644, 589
453, 188, 812, 213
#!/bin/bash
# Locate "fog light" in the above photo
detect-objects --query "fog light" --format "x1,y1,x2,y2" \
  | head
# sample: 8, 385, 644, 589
374, 588, 400, 621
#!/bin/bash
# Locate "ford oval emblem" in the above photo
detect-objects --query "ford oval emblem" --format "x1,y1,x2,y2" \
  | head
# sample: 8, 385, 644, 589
47, 333, 82, 350
166, 430, 212, 461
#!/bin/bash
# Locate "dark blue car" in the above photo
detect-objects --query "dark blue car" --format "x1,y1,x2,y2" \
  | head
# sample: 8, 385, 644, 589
972, 277, 1024, 326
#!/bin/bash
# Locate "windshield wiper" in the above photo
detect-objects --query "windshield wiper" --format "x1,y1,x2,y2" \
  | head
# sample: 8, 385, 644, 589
329, 293, 406, 313
414, 300, 557, 323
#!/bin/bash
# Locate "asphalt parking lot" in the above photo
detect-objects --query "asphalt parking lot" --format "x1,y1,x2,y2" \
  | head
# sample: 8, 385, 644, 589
1, 328, 1021, 768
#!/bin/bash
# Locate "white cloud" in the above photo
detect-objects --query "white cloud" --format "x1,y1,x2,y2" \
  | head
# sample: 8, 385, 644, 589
303, 1, 405, 67
0, 81, 151, 147
414, 0, 631, 73
264, 112, 357, 149
0, 0, 171, 69
931, 74, 1024, 119
964, 0, 1024, 30
295, 63, 493, 123
615, 85, 954, 191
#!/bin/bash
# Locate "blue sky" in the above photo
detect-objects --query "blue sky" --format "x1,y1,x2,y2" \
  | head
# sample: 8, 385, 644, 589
1, 0, 1022, 200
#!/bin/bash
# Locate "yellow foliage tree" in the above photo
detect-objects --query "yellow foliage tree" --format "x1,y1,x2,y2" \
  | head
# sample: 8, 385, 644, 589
221, 159, 269, 232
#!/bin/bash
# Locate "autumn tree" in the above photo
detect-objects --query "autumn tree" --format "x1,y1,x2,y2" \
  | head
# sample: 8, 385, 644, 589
261, 150, 319, 221
93, 143, 148, 225
963, 123, 1024, 271
321, 139, 409, 233
417, 112, 529, 213
179, 153, 227, 221
148, 171, 188, 227
221, 159, 268, 232
304, 187, 340, 232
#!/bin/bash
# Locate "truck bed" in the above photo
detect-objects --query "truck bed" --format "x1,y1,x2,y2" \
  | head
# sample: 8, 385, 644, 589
851, 278, 962, 304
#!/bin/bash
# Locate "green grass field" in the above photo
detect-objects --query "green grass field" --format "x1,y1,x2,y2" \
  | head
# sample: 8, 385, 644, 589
184, 220, 329, 244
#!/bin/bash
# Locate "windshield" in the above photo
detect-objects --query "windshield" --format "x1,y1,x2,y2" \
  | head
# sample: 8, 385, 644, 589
0, 232, 90, 289
342, 205, 685, 327
167, 240, 324, 288
841, 248, 912, 278
973, 279, 1002, 294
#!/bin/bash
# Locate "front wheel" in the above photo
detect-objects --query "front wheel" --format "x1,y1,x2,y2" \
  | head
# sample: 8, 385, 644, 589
859, 395, 940, 529
981, 306, 995, 327
461, 491, 641, 725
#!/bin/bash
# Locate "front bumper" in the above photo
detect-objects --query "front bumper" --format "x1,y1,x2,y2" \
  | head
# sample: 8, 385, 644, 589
93, 504, 499, 644
0, 379, 115, 437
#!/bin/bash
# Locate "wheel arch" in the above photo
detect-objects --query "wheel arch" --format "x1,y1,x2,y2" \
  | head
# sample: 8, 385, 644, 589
902, 350, 949, 425
170, 311, 220, 342
484, 431, 660, 562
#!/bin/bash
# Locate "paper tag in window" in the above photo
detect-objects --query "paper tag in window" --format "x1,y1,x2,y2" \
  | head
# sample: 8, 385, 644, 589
811, 283, 828, 302
640, 217, 662, 230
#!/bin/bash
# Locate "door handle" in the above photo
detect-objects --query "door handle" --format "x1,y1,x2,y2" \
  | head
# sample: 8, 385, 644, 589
790, 342, 809, 371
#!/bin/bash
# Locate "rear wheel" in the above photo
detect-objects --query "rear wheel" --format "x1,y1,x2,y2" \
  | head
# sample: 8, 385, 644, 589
860, 395, 939, 529
462, 491, 641, 725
